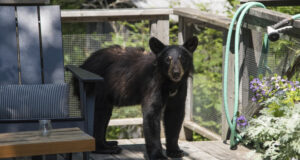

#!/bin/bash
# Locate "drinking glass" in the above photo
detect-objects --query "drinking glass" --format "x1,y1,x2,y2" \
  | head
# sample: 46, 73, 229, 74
39, 120, 52, 137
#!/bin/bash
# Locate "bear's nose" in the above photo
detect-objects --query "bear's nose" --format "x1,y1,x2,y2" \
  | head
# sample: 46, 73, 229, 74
172, 71, 181, 79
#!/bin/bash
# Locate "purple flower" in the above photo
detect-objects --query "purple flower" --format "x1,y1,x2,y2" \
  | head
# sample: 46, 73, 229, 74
261, 90, 267, 96
237, 115, 248, 127
252, 96, 257, 102
252, 87, 259, 92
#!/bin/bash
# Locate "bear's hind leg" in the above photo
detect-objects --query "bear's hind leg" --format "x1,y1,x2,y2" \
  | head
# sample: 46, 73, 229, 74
93, 100, 121, 154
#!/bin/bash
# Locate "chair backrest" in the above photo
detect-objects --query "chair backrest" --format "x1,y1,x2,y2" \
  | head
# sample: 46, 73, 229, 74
0, 5, 64, 85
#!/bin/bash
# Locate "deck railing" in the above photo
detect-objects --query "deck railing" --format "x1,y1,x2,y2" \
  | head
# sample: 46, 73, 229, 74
61, 7, 300, 141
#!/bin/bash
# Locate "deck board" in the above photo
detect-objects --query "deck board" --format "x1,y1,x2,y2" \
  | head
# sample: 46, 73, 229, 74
5, 138, 254, 160
89, 139, 254, 160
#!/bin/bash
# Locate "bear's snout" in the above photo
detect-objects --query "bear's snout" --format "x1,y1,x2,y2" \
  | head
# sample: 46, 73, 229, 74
168, 61, 184, 82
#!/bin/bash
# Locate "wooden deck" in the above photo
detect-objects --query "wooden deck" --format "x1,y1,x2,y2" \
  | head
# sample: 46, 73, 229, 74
2, 138, 254, 160
90, 139, 254, 160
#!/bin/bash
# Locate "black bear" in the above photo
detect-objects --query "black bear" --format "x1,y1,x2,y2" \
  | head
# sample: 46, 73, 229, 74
78, 36, 198, 160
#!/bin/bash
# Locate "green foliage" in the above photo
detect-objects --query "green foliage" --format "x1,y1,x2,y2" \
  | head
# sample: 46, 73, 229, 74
268, 6, 300, 15
192, 28, 223, 134
51, 0, 84, 9
250, 75, 300, 117
192, 132, 209, 141
100, 21, 150, 50
107, 125, 143, 140
242, 76, 300, 159
241, 104, 300, 160
111, 106, 142, 119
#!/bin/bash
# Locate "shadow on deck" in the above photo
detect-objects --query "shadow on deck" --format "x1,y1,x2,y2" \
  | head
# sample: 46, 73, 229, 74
91, 138, 254, 160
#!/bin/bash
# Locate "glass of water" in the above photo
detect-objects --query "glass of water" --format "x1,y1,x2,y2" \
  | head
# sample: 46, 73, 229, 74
39, 120, 52, 137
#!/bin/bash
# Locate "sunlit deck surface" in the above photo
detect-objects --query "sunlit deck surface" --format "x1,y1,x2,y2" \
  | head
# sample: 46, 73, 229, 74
89, 138, 253, 160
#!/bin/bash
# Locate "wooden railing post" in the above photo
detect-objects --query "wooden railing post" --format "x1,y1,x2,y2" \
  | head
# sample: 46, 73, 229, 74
221, 28, 263, 140
178, 16, 194, 141
221, 30, 235, 140
239, 29, 263, 118
150, 16, 169, 44
150, 16, 170, 138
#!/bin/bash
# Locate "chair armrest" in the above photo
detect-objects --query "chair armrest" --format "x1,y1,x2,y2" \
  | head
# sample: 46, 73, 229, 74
66, 65, 104, 82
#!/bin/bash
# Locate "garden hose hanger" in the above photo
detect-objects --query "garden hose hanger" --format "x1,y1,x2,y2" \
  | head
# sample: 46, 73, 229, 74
224, 1, 300, 149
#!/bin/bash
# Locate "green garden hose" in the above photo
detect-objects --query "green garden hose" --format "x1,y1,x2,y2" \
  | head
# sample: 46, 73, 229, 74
224, 2, 300, 149
292, 14, 300, 20
223, 2, 266, 149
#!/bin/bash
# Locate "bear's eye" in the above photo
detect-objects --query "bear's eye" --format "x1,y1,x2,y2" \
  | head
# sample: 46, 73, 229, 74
165, 56, 172, 63
179, 55, 184, 61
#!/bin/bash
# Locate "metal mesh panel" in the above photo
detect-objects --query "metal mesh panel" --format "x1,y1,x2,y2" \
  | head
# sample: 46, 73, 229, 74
192, 31, 300, 136
63, 33, 145, 119
192, 28, 223, 135
192, 73, 222, 135
241, 35, 300, 117
63, 34, 109, 118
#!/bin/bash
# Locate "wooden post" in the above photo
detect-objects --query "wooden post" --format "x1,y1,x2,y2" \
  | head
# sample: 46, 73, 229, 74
150, 16, 169, 44
239, 29, 263, 118
150, 16, 169, 138
221, 28, 263, 140
178, 16, 194, 141
221, 30, 235, 140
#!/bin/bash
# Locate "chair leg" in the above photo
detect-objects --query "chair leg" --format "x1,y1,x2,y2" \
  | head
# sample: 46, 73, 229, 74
83, 152, 89, 160
66, 153, 72, 160
32, 156, 43, 160
45, 155, 57, 160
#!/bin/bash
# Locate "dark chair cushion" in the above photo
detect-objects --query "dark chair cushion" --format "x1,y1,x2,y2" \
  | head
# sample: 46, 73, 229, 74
0, 83, 69, 120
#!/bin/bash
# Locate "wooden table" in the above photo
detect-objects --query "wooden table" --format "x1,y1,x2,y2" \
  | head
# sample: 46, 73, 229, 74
0, 128, 95, 158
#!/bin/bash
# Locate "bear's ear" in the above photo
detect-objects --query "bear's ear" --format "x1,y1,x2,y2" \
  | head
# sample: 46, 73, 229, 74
183, 36, 198, 53
149, 37, 166, 55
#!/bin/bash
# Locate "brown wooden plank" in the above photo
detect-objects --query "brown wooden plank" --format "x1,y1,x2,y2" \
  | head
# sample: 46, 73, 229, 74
183, 121, 222, 141
127, 138, 147, 159
61, 8, 172, 23
245, 7, 300, 38
112, 139, 144, 160
174, 8, 231, 30
240, 0, 300, 6
90, 153, 117, 160
177, 141, 219, 160
0, 128, 95, 158
191, 141, 254, 160
108, 118, 143, 126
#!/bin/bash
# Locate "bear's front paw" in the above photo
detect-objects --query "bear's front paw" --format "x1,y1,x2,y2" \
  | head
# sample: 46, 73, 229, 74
106, 140, 118, 147
166, 149, 184, 158
93, 145, 122, 154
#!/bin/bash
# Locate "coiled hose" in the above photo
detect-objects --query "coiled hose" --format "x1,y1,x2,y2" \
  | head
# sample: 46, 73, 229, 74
223, 2, 300, 149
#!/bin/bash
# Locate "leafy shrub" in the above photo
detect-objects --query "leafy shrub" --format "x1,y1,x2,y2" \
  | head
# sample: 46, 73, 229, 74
241, 76, 300, 159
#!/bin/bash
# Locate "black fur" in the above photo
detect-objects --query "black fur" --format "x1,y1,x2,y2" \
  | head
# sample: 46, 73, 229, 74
75, 37, 198, 160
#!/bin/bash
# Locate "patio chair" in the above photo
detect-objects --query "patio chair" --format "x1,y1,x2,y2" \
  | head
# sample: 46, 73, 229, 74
0, 3, 102, 138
